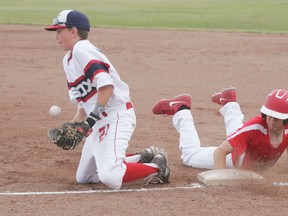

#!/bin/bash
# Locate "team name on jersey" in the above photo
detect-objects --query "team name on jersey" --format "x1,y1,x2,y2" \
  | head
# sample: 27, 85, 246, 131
67, 59, 111, 102
68, 75, 97, 102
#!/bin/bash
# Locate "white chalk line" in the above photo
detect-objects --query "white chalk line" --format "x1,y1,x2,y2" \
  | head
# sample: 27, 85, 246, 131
1, 182, 287, 196
273, 182, 288, 186
0, 183, 202, 196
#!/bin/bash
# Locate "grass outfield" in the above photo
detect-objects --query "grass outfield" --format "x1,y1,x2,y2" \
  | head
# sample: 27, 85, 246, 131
1, 0, 288, 33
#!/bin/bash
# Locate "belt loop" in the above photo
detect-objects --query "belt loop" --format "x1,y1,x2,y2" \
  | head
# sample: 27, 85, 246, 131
126, 102, 133, 110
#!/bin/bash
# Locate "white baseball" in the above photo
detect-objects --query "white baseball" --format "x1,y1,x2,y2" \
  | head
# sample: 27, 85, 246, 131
49, 105, 61, 117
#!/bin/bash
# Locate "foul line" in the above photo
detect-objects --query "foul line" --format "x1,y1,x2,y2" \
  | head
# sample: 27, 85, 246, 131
273, 182, 288, 187
1, 182, 287, 196
0, 183, 202, 196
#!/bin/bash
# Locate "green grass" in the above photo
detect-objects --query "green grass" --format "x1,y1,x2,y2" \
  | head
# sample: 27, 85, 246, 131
1, 0, 288, 33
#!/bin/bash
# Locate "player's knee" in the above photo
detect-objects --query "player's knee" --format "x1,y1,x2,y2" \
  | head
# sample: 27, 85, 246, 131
98, 170, 122, 189
76, 175, 87, 184
76, 173, 99, 184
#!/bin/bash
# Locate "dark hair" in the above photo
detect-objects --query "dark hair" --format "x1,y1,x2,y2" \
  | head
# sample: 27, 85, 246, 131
262, 113, 288, 125
77, 28, 89, 39
67, 26, 89, 39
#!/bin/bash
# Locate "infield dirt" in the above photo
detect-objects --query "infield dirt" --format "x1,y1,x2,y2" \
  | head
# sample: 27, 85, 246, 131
0, 25, 288, 216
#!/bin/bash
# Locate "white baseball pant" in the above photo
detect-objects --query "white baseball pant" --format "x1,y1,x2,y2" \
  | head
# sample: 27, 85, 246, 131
173, 102, 244, 169
76, 105, 136, 189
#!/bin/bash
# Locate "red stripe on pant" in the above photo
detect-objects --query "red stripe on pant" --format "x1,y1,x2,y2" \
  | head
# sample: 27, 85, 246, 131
122, 162, 158, 183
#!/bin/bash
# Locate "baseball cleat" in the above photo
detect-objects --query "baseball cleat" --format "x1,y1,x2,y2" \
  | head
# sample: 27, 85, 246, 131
152, 94, 192, 115
150, 149, 170, 184
138, 146, 160, 163
211, 87, 236, 106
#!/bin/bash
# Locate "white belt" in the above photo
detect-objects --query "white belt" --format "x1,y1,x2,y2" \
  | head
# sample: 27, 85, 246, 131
100, 102, 133, 118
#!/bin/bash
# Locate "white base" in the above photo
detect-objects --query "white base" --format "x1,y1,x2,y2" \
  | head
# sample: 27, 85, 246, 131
197, 169, 265, 186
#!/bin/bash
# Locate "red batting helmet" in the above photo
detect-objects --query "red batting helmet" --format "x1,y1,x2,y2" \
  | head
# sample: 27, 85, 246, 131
260, 89, 288, 120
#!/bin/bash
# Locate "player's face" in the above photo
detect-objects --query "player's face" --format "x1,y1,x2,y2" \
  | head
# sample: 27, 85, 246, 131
55, 28, 75, 51
266, 115, 285, 133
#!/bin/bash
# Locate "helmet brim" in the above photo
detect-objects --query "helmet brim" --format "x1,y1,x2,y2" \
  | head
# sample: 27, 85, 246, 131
260, 105, 288, 120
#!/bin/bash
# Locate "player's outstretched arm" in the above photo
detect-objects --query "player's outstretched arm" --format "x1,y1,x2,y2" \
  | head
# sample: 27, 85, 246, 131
214, 140, 234, 169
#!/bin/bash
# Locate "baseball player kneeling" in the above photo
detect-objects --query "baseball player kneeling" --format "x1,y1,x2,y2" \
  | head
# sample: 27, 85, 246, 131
46, 10, 170, 189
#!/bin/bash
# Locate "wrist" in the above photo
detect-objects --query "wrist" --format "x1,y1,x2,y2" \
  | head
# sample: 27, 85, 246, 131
85, 113, 100, 128
85, 102, 105, 128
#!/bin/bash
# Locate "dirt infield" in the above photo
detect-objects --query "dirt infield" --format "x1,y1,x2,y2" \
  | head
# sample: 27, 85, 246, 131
1, 25, 288, 216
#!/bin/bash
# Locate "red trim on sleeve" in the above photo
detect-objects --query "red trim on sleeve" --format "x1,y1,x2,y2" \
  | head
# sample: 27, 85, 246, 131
84, 60, 110, 82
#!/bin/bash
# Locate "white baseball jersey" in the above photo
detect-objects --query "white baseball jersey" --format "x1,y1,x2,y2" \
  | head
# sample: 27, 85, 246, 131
63, 40, 131, 114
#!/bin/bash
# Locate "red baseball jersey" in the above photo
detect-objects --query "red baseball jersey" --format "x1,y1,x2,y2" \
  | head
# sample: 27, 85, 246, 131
227, 116, 288, 170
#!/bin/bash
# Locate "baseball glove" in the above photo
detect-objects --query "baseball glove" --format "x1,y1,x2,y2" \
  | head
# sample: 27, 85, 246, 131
48, 122, 92, 150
